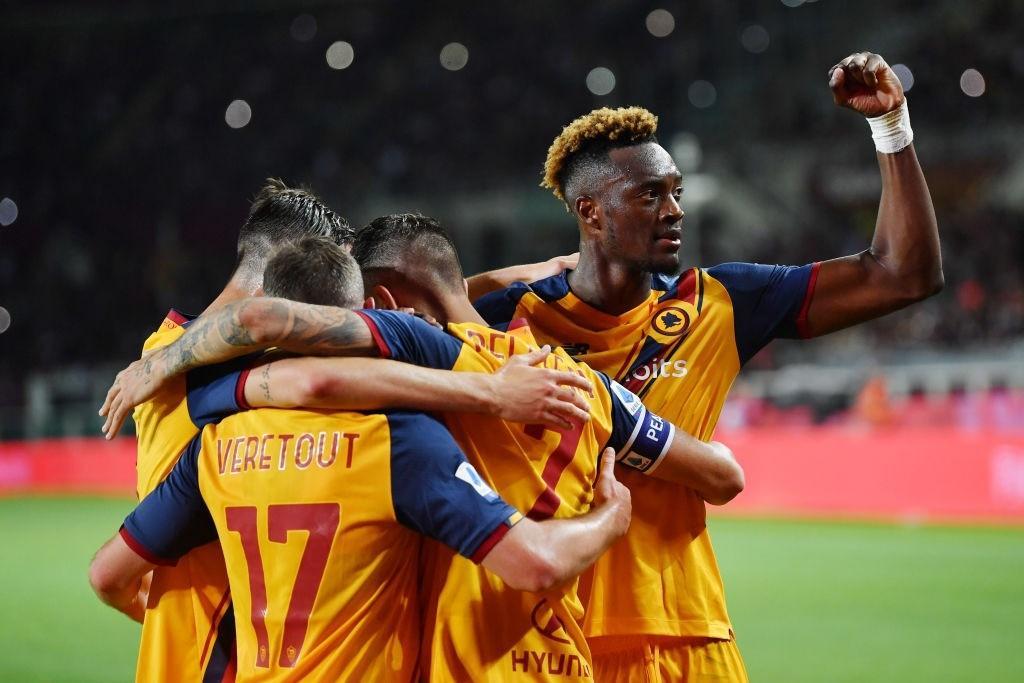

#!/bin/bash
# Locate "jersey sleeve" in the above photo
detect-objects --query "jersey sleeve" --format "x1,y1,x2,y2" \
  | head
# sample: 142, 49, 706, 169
596, 372, 676, 475
120, 435, 217, 565
707, 261, 818, 365
354, 309, 464, 371
185, 353, 261, 428
386, 411, 521, 563
473, 281, 530, 326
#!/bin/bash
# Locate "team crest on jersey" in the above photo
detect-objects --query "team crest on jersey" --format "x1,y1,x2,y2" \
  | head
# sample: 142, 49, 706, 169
651, 303, 696, 339
455, 462, 499, 501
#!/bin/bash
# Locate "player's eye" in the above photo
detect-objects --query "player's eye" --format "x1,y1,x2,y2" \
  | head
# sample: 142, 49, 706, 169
673, 187, 683, 200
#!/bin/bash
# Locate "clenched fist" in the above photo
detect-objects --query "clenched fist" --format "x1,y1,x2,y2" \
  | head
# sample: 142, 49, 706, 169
828, 52, 904, 117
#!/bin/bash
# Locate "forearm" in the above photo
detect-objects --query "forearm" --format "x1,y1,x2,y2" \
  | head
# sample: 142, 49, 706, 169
870, 145, 943, 298
530, 503, 626, 584
157, 297, 374, 378
256, 357, 499, 414
651, 433, 744, 505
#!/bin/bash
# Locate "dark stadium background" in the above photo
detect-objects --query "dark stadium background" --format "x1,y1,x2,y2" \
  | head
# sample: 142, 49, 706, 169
1, 2, 1022, 681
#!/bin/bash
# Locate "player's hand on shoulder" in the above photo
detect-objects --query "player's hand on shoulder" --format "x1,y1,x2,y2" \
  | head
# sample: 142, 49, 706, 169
490, 345, 592, 429
593, 448, 631, 537
98, 350, 166, 439
828, 52, 904, 117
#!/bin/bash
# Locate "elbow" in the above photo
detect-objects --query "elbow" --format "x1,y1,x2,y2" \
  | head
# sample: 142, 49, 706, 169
88, 560, 120, 606
904, 269, 944, 304
706, 465, 745, 506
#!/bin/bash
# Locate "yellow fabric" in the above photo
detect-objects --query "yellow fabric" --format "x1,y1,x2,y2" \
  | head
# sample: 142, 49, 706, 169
419, 321, 618, 682
196, 408, 421, 682
591, 637, 748, 683
133, 313, 231, 682
506, 270, 741, 642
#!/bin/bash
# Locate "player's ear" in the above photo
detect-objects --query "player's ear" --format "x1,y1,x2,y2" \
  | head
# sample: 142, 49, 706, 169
373, 285, 400, 311
363, 296, 376, 309
576, 195, 602, 237
463, 278, 469, 295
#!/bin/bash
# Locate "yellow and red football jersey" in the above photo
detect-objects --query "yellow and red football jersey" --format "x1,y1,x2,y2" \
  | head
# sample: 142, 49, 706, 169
132, 309, 239, 681
356, 310, 674, 681
121, 408, 519, 682
475, 262, 818, 643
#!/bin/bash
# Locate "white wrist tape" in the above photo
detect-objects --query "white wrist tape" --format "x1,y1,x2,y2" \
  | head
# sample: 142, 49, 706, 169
867, 100, 913, 154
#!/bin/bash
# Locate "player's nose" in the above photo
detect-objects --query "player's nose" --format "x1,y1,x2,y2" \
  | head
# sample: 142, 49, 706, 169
661, 196, 684, 224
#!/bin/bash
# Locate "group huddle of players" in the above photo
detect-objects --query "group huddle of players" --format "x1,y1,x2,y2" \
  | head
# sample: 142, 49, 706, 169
88, 52, 942, 682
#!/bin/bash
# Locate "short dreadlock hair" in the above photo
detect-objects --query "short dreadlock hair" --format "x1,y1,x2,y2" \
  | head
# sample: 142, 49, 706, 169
235, 178, 353, 278
541, 107, 659, 206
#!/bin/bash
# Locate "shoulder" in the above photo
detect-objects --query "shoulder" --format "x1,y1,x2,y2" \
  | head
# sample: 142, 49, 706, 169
474, 272, 571, 325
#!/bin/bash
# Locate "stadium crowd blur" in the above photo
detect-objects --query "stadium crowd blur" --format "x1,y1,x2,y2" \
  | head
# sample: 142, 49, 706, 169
2, 0, 1022, 437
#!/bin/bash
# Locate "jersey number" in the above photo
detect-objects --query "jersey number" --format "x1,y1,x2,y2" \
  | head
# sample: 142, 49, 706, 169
225, 503, 340, 669
524, 421, 585, 519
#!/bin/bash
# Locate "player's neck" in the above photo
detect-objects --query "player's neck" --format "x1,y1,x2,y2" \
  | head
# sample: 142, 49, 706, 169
444, 295, 486, 327
569, 251, 653, 316
201, 275, 259, 317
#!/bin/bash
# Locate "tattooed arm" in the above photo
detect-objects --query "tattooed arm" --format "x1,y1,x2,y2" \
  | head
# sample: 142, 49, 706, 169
99, 297, 375, 434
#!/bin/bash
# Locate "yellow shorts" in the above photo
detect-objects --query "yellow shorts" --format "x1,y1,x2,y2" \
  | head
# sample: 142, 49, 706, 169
590, 636, 748, 683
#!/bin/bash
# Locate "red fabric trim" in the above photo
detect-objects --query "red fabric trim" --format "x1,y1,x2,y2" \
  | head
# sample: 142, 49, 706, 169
221, 648, 237, 683
525, 488, 560, 521
506, 317, 530, 332
199, 589, 234, 667
354, 311, 392, 358
166, 309, 189, 326
470, 519, 514, 564
119, 526, 176, 566
795, 261, 821, 339
235, 368, 252, 411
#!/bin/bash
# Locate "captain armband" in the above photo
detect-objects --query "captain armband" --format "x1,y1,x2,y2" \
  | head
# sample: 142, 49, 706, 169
866, 100, 913, 154
616, 408, 675, 475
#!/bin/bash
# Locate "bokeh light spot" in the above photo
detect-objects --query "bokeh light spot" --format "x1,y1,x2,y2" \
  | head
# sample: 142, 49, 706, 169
0, 198, 17, 227
225, 100, 252, 129
0, 307, 10, 334
960, 69, 985, 97
740, 25, 770, 54
440, 43, 469, 71
290, 14, 317, 42
326, 41, 355, 70
892, 64, 915, 92
645, 9, 675, 38
586, 67, 616, 96
688, 80, 717, 108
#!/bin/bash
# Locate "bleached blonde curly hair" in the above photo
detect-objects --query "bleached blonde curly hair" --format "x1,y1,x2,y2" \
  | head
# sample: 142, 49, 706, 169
541, 106, 659, 202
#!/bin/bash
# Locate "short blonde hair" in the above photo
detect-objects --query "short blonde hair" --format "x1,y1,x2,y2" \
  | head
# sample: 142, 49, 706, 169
541, 106, 659, 202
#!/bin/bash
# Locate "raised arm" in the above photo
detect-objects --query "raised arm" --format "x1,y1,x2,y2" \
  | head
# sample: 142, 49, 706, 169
482, 449, 630, 592
466, 253, 578, 301
804, 52, 942, 337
